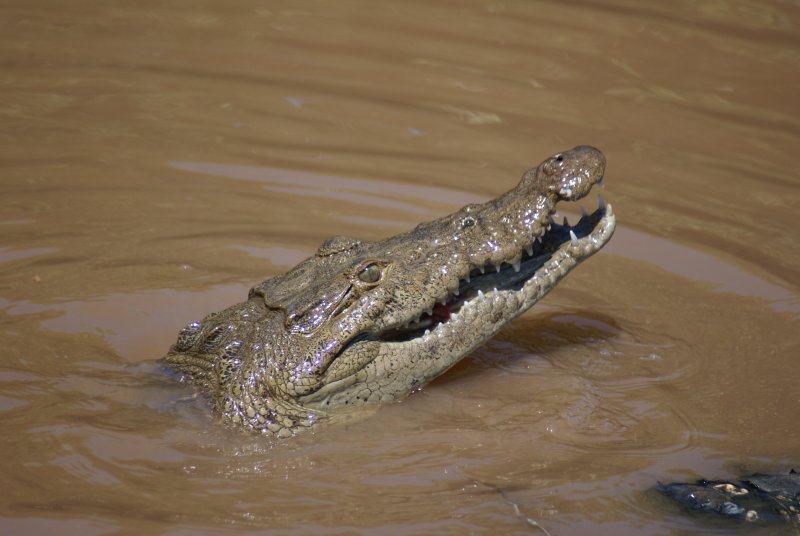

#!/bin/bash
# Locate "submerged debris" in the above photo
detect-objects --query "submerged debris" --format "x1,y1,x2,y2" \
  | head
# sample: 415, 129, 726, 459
658, 469, 800, 527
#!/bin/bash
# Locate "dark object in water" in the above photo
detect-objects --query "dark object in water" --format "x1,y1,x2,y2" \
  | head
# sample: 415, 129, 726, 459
658, 470, 800, 524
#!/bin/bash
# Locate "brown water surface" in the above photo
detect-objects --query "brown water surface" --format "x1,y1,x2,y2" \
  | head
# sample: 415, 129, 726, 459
2, 1, 799, 534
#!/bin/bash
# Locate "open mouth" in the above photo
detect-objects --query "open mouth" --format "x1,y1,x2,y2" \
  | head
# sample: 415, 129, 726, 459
300, 146, 617, 401
164, 144, 618, 431
342, 195, 615, 349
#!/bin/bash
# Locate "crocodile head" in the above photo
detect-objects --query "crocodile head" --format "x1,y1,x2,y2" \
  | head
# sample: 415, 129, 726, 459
164, 146, 616, 436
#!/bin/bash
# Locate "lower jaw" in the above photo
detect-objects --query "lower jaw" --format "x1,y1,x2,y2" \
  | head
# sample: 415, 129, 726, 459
384, 210, 615, 344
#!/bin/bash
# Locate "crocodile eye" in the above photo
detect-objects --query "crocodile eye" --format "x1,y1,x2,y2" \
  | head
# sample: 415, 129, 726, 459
357, 263, 382, 284
543, 156, 565, 176
461, 216, 476, 229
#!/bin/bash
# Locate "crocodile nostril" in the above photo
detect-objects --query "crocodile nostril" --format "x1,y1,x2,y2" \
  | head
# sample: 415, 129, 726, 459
163, 145, 614, 437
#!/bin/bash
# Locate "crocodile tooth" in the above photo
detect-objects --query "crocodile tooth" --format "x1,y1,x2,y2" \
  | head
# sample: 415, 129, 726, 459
478, 289, 485, 300
598, 192, 605, 210
537, 236, 543, 243
478, 265, 485, 274
464, 272, 470, 283
548, 215, 555, 225
511, 254, 522, 273
580, 205, 588, 217
426, 308, 433, 316
451, 312, 458, 321
495, 263, 501, 274
424, 329, 430, 336
606, 202, 614, 216
569, 230, 578, 247
525, 244, 533, 257
453, 287, 459, 296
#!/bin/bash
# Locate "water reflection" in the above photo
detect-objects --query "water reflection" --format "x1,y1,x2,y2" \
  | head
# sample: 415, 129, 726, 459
605, 225, 800, 314
170, 161, 485, 209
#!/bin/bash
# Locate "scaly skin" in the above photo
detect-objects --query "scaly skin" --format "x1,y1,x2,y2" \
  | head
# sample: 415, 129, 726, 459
164, 146, 616, 437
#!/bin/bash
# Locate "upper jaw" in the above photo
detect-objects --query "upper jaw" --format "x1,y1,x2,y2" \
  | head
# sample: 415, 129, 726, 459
374, 145, 611, 340
300, 147, 614, 399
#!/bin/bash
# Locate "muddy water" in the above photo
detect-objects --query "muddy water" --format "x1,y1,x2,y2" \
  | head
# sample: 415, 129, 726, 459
2, 1, 799, 534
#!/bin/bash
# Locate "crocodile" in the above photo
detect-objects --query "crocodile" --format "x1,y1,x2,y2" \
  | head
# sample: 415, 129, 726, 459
164, 145, 616, 437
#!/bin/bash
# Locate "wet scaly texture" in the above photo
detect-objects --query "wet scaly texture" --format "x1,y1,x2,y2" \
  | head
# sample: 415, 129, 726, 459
164, 146, 615, 436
